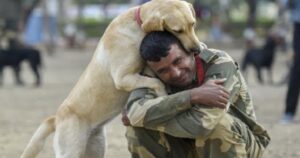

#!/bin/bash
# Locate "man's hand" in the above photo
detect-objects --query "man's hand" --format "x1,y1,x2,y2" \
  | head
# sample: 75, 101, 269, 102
190, 78, 229, 109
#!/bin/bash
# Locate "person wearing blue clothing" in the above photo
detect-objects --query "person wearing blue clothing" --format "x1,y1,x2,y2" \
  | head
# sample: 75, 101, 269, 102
281, 0, 300, 123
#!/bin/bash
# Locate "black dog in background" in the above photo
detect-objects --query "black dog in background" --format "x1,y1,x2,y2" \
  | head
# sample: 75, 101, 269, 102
241, 32, 284, 84
0, 47, 42, 86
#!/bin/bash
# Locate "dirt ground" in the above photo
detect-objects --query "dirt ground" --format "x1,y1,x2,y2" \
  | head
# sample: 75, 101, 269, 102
0, 45, 299, 158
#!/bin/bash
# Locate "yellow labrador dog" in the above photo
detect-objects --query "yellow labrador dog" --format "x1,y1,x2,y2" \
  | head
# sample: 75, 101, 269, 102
21, 0, 201, 158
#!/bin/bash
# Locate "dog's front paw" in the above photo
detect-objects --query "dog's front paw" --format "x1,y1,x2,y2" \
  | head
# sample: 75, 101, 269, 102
154, 82, 167, 96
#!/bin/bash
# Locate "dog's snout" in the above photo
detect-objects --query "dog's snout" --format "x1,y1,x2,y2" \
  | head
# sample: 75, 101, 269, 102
190, 47, 200, 54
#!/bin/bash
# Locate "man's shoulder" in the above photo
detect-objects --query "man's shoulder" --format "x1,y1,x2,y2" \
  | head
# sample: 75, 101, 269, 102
199, 48, 235, 65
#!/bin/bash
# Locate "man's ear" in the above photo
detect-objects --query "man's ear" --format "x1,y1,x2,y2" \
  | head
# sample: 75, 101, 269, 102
143, 66, 157, 77
142, 15, 165, 33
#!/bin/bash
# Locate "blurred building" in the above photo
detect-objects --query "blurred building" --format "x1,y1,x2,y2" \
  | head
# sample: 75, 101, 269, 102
0, 0, 21, 31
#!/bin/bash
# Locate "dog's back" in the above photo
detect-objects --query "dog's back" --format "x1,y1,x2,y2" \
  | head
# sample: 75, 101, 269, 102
0, 47, 41, 67
0, 49, 24, 67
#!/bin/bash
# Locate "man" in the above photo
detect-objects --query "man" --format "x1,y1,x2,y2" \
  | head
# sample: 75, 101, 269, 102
123, 31, 270, 158
281, 0, 300, 123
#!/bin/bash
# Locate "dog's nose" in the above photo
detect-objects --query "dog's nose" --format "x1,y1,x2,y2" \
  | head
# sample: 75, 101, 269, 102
190, 47, 200, 54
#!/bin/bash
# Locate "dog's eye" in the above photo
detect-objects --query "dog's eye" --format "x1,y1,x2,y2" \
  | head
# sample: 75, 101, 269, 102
191, 22, 196, 27
174, 29, 184, 34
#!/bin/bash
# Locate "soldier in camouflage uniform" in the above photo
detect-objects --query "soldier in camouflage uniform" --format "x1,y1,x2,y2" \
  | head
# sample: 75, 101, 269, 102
123, 31, 270, 158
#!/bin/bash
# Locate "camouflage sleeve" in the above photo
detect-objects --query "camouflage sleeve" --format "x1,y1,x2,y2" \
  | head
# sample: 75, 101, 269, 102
126, 88, 192, 127
126, 52, 240, 138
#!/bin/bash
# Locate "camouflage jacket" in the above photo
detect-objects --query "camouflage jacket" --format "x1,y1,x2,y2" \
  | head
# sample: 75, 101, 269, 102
125, 48, 270, 148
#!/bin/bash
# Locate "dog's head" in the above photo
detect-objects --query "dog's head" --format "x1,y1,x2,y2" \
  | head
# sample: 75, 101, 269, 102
141, 0, 201, 53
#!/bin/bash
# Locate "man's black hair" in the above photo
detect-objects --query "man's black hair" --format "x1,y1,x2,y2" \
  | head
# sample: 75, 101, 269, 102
140, 31, 185, 62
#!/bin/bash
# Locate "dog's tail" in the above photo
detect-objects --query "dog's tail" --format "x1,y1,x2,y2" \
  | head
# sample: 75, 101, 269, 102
21, 116, 56, 158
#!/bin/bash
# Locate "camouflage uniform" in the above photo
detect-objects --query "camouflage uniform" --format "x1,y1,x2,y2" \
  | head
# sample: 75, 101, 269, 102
124, 48, 270, 158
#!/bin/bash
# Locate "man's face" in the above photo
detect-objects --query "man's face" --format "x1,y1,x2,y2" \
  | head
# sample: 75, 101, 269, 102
147, 44, 196, 88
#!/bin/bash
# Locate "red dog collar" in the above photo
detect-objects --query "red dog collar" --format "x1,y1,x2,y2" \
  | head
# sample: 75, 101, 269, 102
195, 55, 205, 86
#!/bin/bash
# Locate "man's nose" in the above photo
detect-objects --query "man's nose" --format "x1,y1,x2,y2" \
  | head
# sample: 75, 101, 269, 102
170, 67, 181, 78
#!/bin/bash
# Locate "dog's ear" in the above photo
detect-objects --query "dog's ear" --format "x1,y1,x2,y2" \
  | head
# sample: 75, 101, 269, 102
142, 15, 165, 33
188, 3, 196, 18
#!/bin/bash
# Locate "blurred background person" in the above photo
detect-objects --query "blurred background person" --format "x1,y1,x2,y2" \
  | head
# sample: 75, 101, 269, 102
281, 0, 300, 124
23, 0, 58, 55
64, 22, 77, 48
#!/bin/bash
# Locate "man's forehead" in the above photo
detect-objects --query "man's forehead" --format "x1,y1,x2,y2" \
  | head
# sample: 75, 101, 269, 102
148, 46, 183, 68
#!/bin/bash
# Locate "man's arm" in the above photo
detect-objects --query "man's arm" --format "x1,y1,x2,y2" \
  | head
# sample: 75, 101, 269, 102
126, 58, 239, 138
173, 60, 240, 137
126, 88, 192, 127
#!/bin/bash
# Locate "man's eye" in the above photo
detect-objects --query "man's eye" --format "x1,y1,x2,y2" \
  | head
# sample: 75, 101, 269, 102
174, 58, 182, 65
191, 22, 196, 28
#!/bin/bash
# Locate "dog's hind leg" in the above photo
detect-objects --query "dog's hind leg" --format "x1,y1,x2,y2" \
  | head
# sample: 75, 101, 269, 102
85, 125, 106, 158
29, 63, 41, 86
255, 66, 264, 84
0, 67, 3, 86
53, 116, 91, 158
13, 65, 24, 86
